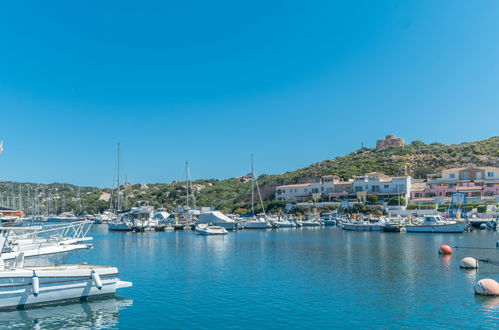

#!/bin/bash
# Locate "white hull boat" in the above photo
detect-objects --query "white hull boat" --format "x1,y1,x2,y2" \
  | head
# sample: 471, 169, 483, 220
195, 224, 228, 235
273, 221, 295, 228
0, 264, 132, 310
198, 211, 237, 231
405, 222, 466, 233
342, 222, 384, 231
107, 222, 132, 232
298, 220, 322, 227
242, 220, 271, 229
405, 215, 466, 233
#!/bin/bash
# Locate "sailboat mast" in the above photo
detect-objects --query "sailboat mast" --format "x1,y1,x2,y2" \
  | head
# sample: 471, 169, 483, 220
185, 161, 189, 208
116, 143, 121, 212
251, 154, 255, 215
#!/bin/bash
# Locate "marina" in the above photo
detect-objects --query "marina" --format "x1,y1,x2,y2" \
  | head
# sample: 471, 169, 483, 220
3, 224, 496, 328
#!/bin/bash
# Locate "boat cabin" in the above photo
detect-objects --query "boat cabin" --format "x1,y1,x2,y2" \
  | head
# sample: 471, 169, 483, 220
423, 215, 446, 225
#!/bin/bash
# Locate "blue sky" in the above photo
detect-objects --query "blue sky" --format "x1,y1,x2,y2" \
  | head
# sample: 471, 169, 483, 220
0, 1, 498, 187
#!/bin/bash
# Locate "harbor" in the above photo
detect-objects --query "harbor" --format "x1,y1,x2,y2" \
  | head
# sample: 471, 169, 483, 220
1, 224, 497, 328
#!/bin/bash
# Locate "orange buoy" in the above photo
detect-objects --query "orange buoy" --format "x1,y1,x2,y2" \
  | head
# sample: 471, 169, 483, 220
439, 245, 453, 255
475, 279, 499, 296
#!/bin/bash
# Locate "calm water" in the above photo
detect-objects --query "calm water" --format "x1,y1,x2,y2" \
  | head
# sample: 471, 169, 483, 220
2, 226, 499, 329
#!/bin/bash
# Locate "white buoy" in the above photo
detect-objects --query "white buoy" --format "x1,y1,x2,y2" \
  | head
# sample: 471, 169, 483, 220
91, 269, 103, 290
480, 223, 487, 230
32, 273, 40, 297
460, 257, 479, 269
475, 279, 499, 296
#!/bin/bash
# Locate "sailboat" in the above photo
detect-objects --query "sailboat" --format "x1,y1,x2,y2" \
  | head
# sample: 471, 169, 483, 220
240, 155, 272, 229
108, 144, 133, 232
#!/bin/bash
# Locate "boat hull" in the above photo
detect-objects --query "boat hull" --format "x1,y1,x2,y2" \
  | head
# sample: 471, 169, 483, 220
0, 265, 131, 310
405, 222, 466, 233
242, 222, 270, 229
342, 223, 384, 231
107, 223, 132, 231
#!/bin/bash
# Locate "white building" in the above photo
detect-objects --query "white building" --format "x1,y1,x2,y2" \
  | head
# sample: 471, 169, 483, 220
275, 173, 411, 203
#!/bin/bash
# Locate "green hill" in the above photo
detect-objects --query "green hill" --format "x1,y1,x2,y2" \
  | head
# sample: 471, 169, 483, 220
1, 136, 497, 214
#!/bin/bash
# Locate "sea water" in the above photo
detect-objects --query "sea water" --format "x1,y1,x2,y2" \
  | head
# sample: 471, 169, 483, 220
1, 226, 498, 329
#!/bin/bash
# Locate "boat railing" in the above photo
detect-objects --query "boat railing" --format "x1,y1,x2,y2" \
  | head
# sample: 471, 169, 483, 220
7, 221, 93, 244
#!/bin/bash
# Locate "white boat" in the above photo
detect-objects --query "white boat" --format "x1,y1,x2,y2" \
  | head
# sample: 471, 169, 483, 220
342, 222, 384, 231
241, 217, 272, 229
0, 263, 132, 310
297, 219, 322, 227
198, 211, 237, 230
107, 221, 132, 232
1, 221, 94, 266
271, 218, 296, 228
405, 215, 466, 233
194, 223, 228, 235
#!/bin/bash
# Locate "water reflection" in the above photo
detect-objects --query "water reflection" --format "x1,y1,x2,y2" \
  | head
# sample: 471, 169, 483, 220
0, 297, 132, 329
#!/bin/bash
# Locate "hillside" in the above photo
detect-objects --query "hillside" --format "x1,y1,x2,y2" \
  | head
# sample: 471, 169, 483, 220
1, 136, 497, 214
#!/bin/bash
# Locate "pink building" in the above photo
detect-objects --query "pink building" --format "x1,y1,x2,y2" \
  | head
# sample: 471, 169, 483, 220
411, 166, 499, 203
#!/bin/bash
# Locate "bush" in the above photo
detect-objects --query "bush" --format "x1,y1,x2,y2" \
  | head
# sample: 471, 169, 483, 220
366, 195, 378, 204
388, 196, 406, 206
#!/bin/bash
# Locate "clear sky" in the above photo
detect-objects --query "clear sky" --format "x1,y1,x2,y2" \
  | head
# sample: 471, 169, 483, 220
0, 1, 498, 187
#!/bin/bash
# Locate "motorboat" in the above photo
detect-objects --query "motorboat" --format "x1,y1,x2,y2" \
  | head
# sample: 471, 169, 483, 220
0, 263, 132, 310
241, 217, 272, 229
320, 212, 339, 226
342, 217, 386, 231
47, 213, 82, 222
297, 218, 322, 227
270, 216, 296, 228
198, 211, 237, 230
108, 206, 157, 232
107, 221, 132, 232
405, 215, 466, 233
194, 223, 228, 235
1, 221, 94, 266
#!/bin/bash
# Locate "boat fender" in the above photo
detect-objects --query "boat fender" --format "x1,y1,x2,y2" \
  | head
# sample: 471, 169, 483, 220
91, 269, 103, 290
474, 279, 499, 296
439, 245, 452, 255
32, 272, 40, 297
480, 223, 487, 230
460, 257, 479, 269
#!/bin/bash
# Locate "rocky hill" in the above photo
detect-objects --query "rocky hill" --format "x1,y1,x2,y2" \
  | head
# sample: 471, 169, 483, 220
1, 136, 497, 214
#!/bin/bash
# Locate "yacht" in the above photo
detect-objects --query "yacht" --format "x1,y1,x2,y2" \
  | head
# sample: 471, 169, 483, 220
0, 263, 132, 310
1, 221, 93, 266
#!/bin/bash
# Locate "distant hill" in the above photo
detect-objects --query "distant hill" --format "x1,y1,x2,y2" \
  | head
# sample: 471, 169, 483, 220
1, 136, 497, 214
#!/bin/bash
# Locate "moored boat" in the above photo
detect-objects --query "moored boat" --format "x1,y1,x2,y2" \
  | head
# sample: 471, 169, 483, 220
405, 215, 466, 233
0, 263, 132, 310
194, 223, 228, 235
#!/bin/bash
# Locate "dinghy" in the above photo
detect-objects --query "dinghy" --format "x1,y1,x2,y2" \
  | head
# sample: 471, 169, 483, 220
194, 223, 228, 235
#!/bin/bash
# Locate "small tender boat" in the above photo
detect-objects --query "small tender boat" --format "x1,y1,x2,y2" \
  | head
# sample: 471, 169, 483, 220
195, 223, 228, 235
405, 215, 466, 233
0, 263, 132, 310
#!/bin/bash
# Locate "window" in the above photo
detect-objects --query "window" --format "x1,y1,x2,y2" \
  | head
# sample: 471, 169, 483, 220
355, 186, 363, 192
304, 188, 308, 192
312, 188, 319, 193
326, 188, 333, 193
371, 185, 380, 193
488, 172, 494, 178
384, 185, 389, 188
462, 172, 470, 180
449, 173, 456, 179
